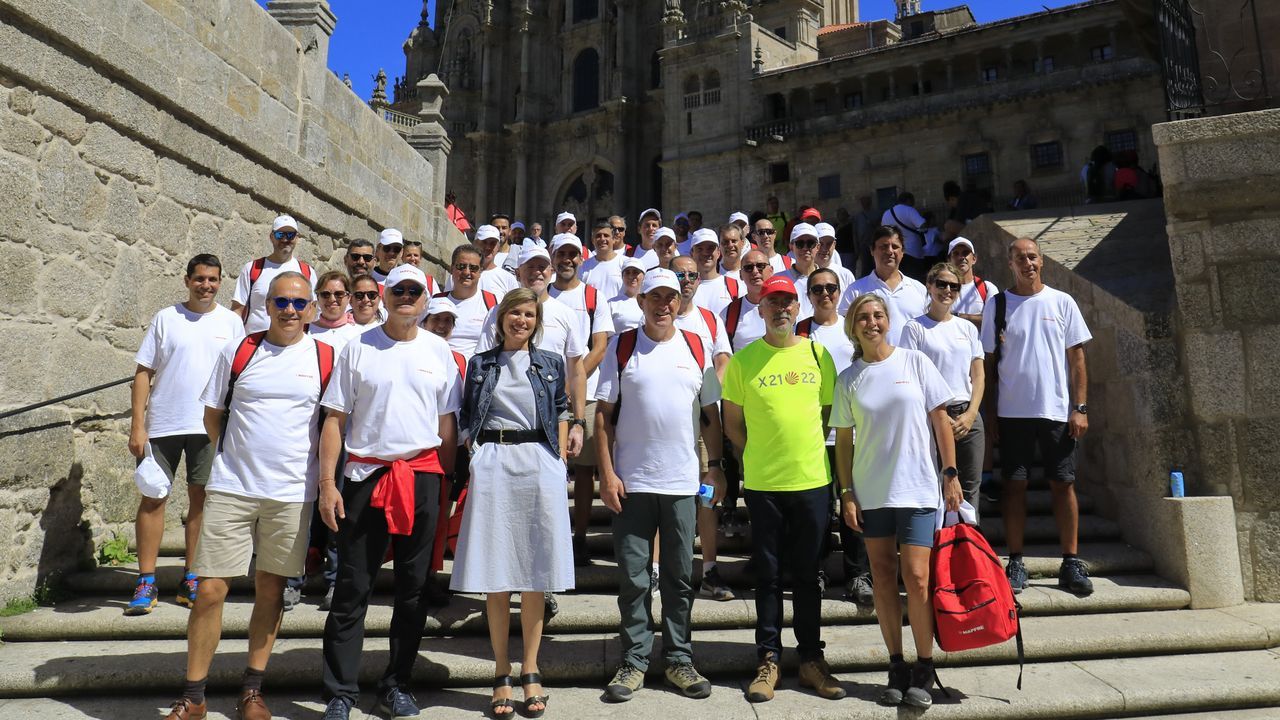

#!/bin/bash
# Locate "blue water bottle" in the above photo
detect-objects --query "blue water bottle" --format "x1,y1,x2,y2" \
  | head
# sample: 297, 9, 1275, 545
697, 483, 715, 508
1169, 471, 1185, 498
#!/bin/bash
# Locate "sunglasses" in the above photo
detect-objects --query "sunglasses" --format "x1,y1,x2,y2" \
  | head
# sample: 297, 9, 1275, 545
612, 226, 626, 233
793, 239, 818, 249
809, 283, 840, 295
352, 290, 379, 301
933, 280, 962, 292
454, 262, 481, 273
380, 245, 403, 254
390, 285, 425, 298
271, 296, 310, 311
674, 271, 698, 281
318, 290, 349, 300
348, 253, 374, 263
741, 262, 771, 273
272, 230, 297, 241
755, 228, 777, 236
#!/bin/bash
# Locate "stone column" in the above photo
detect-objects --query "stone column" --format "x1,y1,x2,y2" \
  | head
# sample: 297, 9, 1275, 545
518, 1, 532, 121
267, 1, 337, 162
887, 73, 896, 100
613, 0, 628, 98
409, 74, 453, 210
913, 64, 923, 96
514, 133, 529, 221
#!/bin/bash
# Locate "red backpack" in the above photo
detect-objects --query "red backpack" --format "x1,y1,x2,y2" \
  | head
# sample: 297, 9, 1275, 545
434, 290, 497, 310
974, 275, 988, 301
698, 306, 718, 344
795, 317, 815, 338
241, 257, 313, 321
931, 519, 1024, 689
220, 332, 334, 450
724, 297, 745, 348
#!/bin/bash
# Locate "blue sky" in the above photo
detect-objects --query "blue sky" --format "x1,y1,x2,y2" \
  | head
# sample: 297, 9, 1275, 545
258, 0, 1075, 101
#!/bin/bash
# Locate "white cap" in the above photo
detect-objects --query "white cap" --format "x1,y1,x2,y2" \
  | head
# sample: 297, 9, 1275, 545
654, 227, 676, 243
790, 223, 818, 242
728, 212, 749, 226
384, 264, 428, 289
622, 257, 647, 273
815, 222, 836, 239
555, 211, 576, 226
550, 233, 584, 253
638, 207, 662, 224
518, 245, 551, 267
691, 228, 718, 247
272, 215, 298, 231
949, 237, 975, 254
511, 221, 526, 231
475, 224, 500, 242
378, 228, 404, 246
641, 268, 680, 294
426, 296, 458, 317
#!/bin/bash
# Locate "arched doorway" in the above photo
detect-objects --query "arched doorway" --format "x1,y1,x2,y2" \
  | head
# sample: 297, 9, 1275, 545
556, 165, 616, 228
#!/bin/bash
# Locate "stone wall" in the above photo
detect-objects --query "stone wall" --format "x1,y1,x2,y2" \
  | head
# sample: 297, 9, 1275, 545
0, 0, 458, 603
1154, 108, 1280, 601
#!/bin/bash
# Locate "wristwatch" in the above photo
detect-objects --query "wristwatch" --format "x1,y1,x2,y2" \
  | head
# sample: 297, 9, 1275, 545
942, 467, 959, 480
570, 418, 587, 429
1073, 403, 1088, 415
706, 458, 726, 470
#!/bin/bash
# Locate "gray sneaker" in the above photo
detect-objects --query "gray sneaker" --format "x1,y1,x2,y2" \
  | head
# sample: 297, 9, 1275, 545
665, 661, 711, 699
698, 567, 735, 601
1006, 557, 1028, 594
903, 662, 937, 709
844, 574, 874, 605
878, 661, 911, 706
282, 585, 302, 612
605, 663, 644, 702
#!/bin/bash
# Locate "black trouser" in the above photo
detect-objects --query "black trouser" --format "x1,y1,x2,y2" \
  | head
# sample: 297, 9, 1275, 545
745, 484, 829, 662
823, 447, 868, 581
722, 438, 742, 511
322, 469, 440, 703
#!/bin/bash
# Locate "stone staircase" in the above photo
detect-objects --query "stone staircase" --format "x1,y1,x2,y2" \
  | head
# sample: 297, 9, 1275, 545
1, 487, 1279, 719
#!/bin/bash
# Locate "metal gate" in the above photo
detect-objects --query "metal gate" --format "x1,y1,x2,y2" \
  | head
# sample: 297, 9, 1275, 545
1158, 0, 1272, 118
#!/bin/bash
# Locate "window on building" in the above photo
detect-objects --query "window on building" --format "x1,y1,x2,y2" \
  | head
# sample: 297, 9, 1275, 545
766, 92, 787, 120
703, 70, 721, 106
1030, 141, 1064, 169
573, 0, 599, 23
1034, 56, 1055, 73
875, 186, 899, 212
687, 112, 693, 135
981, 66, 999, 83
910, 20, 924, 38
844, 92, 863, 109
818, 174, 841, 200
1106, 128, 1138, 153
963, 152, 992, 181
572, 49, 600, 112
683, 74, 701, 109
1090, 44, 1113, 62
773, 26, 787, 39
769, 162, 791, 184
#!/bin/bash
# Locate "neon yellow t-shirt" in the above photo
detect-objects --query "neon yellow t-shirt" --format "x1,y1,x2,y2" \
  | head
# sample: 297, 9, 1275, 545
722, 338, 836, 492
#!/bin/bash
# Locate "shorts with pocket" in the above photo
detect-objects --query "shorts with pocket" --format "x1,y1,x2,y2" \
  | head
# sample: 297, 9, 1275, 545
146, 434, 214, 486
998, 417, 1076, 484
192, 490, 312, 578
861, 507, 937, 548
573, 400, 599, 468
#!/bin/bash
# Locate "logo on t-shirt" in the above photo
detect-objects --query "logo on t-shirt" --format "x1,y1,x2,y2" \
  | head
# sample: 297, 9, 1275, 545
757, 371, 817, 388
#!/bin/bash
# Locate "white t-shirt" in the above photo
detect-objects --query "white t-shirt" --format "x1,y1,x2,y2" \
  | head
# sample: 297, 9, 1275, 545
766, 253, 793, 274
233, 258, 319, 334
625, 245, 661, 270
841, 271, 929, 346
829, 347, 952, 510
720, 297, 766, 353
981, 285, 1091, 422
471, 266, 520, 298
580, 254, 625, 299
610, 294, 643, 332
802, 317, 855, 445
953, 278, 1000, 318
200, 336, 326, 502
475, 295, 586, 363
900, 314, 983, 405
548, 282, 616, 398
135, 303, 244, 438
595, 328, 721, 495
444, 290, 496, 361
692, 275, 746, 316
881, 204, 929, 259
321, 327, 462, 482
308, 322, 360, 356
720, 265, 742, 281
781, 266, 855, 317
676, 306, 733, 360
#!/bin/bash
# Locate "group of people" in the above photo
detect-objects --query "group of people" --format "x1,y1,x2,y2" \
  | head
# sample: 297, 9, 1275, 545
126, 205, 1093, 720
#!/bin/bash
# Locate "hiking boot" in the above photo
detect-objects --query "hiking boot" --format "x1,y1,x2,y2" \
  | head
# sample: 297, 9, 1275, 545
375, 687, 421, 717
903, 662, 937, 709
124, 578, 159, 616
573, 535, 591, 566
322, 697, 352, 720
878, 661, 911, 706
318, 585, 335, 611
164, 698, 207, 720
604, 663, 644, 702
1006, 557, 1028, 594
698, 567, 735, 601
650, 565, 660, 596
1058, 557, 1094, 596
235, 689, 271, 720
424, 577, 452, 607
746, 652, 779, 703
798, 658, 846, 700
844, 574, 874, 605
664, 661, 711, 699
176, 574, 198, 609
282, 586, 302, 612
544, 592, 559, 620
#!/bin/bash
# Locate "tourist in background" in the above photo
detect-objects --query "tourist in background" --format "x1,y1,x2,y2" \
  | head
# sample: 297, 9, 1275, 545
881, 194, 930, 281
1008, 180, 1038, 210
842, 226, 929, 344
231, 215, 317, 333
609, 258, 646, 332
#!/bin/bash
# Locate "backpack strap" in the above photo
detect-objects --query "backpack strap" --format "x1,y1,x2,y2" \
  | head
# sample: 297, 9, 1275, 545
452, 350, 467, 380
679, 329, 705, 370
698, 306, 718, 344
220, 331, 267, 450
781, 254, 793, 270
796, 317, 814, 338
725, 276, 740, 298
482, 290, 497, 310
994, 291, 1008, 367
585, 284, 598, 335
241, 257, 267, 320
975, 276, 988, 302
299, 261, 313, 281
610, 329, 640, 425
315, 339, 334, 396
724, 297, 744, 348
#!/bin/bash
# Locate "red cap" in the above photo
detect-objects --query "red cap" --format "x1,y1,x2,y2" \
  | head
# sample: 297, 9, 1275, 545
800, 207, 822, 221
760, 275, 798, 300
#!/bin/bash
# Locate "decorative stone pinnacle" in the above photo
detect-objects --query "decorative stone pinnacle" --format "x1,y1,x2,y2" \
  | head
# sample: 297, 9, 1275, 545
661, 0, 685, 25
371, 68, 389, 105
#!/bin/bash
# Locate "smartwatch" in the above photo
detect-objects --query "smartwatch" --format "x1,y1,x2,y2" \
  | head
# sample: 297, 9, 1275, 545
1073, 403, 1088, 415
942, 467, 959, 480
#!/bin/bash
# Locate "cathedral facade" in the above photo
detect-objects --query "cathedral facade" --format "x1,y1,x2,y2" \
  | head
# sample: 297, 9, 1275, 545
393, 0, 1167, 226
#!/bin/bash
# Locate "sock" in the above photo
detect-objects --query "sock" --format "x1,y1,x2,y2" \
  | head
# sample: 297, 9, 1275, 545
138, 574, 155, 586
917, 656, 933, 666
704, 561, 717, 573
1009, 553, 1023, 563
242, 667, 265, 694
889, 654, 905, 665
184, 677, 207, 705
1062, 553, 1077, 561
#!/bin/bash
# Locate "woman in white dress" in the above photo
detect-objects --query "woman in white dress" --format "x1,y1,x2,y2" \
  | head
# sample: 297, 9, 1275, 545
454, 288, 573, 719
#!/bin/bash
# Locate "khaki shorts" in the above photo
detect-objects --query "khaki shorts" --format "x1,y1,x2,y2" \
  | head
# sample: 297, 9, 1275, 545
573, 400, 599, 468
192, 490, 312, 578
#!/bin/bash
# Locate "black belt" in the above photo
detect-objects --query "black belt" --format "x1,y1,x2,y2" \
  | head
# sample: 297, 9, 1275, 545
477, 428, 544, 445
946, 402, 970, 418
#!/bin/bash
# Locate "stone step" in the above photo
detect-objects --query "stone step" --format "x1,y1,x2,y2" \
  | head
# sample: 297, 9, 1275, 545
69, 541, 1154, 596
0, 605, 1276, 698
0, 575, 1190, 642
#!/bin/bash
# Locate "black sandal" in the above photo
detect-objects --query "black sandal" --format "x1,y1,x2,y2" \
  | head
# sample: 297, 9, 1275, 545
520, 672, 549, 718
490, 675, 515, 718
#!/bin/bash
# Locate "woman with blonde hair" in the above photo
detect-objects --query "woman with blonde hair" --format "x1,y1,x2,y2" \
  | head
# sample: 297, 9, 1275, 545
829, 293, 960, 710
453, 288, 573, 718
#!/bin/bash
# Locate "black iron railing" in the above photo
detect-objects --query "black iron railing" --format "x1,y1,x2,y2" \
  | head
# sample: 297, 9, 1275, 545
1158, 0, 1271, 118
0, 377, 132, 422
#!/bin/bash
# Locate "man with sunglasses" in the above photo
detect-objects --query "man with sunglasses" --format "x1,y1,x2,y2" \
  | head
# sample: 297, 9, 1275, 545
580, 220, 626, 303
318, 264, 461, 720
455, 224, 520, 298
165, 273, 325, 720
842, 226, 928, 345
751, 217, 793, 274
722, 249, 774, 353
343, 239, 375, 279
438, 244, 496, 361
232, 215, 318, 333
776, 224, 823, 316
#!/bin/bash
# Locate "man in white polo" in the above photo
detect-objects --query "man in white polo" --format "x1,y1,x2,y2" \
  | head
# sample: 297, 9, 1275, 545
580, 220, 625, 299
318, 265, 460, 719
453, 224, 519, 297
164, 271, 326, 720
437, 243, 498, 360
597, 267, 725, 703
231, 215, 318, 333
690, 228, 744, 315
841, 226, 928, 344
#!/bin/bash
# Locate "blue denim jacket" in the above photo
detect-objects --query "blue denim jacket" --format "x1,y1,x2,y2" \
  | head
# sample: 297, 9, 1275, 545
460, 347, 568, 457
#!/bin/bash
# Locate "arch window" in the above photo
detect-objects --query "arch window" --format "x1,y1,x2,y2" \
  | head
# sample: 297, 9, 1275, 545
572, 48, 601, 112
702, 70, 721, 105
683, 74, 702, 109
573, 0, 598, 23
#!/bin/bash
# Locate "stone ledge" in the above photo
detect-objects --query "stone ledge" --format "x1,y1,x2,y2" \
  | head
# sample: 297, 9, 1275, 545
1153, 108, 1280, 147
